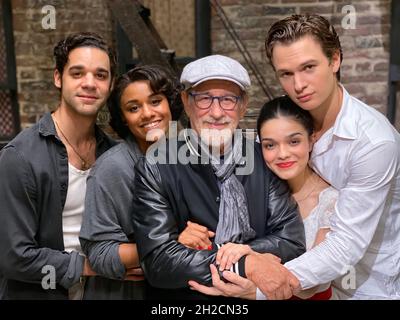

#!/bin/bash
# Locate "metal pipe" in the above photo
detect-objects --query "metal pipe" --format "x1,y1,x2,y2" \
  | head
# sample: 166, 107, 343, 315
195, 0, 211, 58
387, 0, 400, 124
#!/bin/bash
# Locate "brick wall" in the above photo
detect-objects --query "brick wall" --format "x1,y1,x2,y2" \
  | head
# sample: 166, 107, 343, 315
11, 0, 113, 129
9, 0, 396, 131
211, 0, 392, 129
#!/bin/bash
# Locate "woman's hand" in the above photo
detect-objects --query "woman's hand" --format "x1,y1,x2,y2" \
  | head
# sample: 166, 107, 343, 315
124, 267, 145, 281
178, 221, 215, 250
82, 258, 97, 276
216, 243, 254, 271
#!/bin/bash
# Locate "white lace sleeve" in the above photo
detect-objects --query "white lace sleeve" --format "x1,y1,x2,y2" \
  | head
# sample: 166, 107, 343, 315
317, 187, 338, 229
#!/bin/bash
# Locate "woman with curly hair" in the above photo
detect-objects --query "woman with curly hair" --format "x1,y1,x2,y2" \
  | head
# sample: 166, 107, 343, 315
79, 65, 184, 299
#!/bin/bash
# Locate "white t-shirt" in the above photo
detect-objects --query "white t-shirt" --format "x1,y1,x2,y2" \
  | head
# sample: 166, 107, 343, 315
63, 163, 91, 254
63, 163, 91, 300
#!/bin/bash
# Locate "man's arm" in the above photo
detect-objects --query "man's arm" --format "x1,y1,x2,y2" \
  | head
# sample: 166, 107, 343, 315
0, 146, 84, 289
132, 157, 218, 289
284, 141, 399, 289
246, 172, 306, 263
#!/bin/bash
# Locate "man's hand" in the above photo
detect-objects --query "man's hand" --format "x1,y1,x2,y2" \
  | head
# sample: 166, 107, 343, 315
178, 221, 215, 250
245, 253, 300, 300
188, 264, 256, 299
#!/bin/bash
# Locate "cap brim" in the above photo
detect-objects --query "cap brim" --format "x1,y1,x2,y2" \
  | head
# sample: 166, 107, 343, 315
189, 76, 246, 90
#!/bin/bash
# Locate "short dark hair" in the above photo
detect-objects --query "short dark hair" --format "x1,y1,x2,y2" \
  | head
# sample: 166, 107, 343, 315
265, 14, 343, 81
108, 65, 183, 139
53, 32, 117, 81
257, 96, 314, 139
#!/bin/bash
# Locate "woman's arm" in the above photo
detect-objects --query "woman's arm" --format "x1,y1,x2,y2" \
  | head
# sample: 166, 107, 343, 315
118, 243, 140, 269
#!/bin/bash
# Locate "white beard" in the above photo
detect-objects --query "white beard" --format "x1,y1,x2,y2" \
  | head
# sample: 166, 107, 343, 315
199, 128, 234, 155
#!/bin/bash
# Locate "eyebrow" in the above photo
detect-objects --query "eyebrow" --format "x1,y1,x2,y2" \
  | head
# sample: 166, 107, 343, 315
299, 59, 318, 67
261, 132, 303, 142
276, 59, 318, 73
123, 93, 163, 105
68, 65, 109, 74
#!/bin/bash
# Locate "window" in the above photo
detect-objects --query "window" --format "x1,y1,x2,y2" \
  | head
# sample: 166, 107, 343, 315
0, 0, 19, 148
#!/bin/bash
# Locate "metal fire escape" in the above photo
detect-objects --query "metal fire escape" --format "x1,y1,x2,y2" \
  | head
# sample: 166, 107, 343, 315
107, 0, 273, 99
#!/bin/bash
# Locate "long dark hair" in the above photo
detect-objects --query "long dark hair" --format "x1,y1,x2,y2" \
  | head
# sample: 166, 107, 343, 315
108, 65, 183, 139
257, 96, 314, 138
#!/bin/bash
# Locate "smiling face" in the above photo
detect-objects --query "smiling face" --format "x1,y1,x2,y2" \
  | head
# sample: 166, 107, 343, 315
260, 116, 312, 181
54, 46, 112, 117
271, 36, 340, 116
119, 80, 171, 153
181, 79, 247, 152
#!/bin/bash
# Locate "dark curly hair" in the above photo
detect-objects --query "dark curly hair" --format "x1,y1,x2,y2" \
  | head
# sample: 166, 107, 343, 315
53, 32, 117, 81
108, 65, 183, 139
257, 96, 314, 139
265, 14, 343, 81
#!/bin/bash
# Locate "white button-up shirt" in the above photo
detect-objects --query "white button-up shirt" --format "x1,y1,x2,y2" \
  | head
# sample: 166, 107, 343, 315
284, 86, 400, 299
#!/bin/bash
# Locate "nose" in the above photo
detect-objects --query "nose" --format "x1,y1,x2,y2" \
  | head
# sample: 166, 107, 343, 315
208, 98, 224, 119
278, 144, 290, 159
141, 104, 155, 120
293, 73, 307, 93
81, 73, 96, 90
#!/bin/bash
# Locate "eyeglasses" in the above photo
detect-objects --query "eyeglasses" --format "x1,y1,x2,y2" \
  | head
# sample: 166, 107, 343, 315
188, 92, 241, 111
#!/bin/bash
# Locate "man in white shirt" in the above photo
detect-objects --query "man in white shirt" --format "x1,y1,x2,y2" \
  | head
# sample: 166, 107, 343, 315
190, 14, 400, 300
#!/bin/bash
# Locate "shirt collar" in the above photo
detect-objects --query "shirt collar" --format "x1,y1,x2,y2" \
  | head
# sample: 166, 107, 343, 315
38, 112, 57, 137
331, 85, 358, 140
38, 111, 106, 145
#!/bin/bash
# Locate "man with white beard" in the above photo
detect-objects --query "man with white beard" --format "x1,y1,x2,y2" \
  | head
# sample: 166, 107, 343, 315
131, 54, 306, 299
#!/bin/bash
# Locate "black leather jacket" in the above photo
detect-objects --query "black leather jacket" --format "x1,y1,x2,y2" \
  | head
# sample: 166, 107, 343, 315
132, 137, 306, 293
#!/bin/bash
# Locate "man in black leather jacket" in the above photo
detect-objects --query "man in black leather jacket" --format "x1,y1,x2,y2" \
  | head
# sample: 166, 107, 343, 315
132, 55, 306, 299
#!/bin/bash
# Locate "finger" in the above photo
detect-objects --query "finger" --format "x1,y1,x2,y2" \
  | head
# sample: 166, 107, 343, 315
211, 266, 245, 297
275, 286, 289, 300
181, 234, 208, 250
225, 251, 242, 270
188, 229, 212, 247
210, 264, 225, 287
186, 228, 208, 240
282, 284, 293, 300
208, 230, 216, 238
288, 273, 300, 290
188, 280, 222, 296
216, 247, 225, 266
219, 250, 233, 271
222, 271, 250, 287
126, 268, 144, 276
178, 236, 195, 249
216, 242, 233, 260
188, 221, 209, 234
210, 264, 231, 295
266, 290, 277, 300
